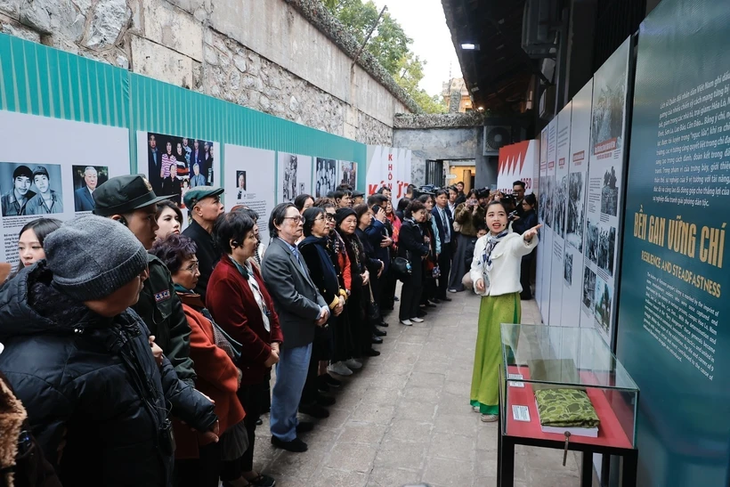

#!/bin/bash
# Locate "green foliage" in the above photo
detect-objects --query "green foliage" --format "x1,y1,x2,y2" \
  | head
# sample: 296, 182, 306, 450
325, 0, 446, 113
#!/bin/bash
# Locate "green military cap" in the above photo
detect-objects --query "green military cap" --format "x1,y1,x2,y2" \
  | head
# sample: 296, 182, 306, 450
183, 186, 224, 209
93, 174, 171, 217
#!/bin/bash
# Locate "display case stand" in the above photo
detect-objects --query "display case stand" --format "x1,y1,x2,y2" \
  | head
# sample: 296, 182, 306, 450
496, 369, 638, 487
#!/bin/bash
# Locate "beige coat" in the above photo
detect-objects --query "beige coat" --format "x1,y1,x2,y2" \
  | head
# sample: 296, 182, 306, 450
470, 232, 538, 297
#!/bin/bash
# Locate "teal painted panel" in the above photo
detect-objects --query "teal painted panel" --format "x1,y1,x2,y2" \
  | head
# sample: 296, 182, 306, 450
0, 34, 130, 127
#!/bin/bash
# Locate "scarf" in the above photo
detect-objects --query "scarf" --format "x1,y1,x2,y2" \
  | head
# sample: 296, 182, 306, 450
480, 230, 509, 290
299, 235, 339, 295
228, 255, 270, 332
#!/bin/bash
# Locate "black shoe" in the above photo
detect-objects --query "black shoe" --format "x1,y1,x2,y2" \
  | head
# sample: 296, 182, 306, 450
323, 374, 341, 387
371, 335, 384, 344
379, 321, 389, 327
373, 328, 387, 337
431, 298, 441, 303
365, 348, 381, 357
440, 296, 452, 302
520, 293, 533, 300
417, 310, 427, 317
299, 403, 330, 418
256, 417, 263, 426
316, 394, 336, 406
317, 381, 330, 393
393, 296, 399, 301
245, 473, 276, 487
271, 435, 308, 452
296, 421, 315, 433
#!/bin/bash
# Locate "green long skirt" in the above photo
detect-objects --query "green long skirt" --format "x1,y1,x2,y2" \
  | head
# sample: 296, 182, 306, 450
470, 293, 521, 415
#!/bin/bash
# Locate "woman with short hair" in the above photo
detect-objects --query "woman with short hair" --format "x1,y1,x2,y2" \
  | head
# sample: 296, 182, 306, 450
150, 233, 247, 487
207, 211, 283, 487
13, 218, 62, 276
397, 200, 431, 326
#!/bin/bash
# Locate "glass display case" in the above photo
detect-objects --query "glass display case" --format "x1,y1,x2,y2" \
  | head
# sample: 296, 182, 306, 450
497, 324, 639, 487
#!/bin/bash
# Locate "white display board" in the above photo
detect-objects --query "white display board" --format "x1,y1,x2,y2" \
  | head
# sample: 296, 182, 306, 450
365, 145, 412, 202
580, 38, 631, 345
496, 140, 539, 195
224, 144, 276, 243
136, 131, 221, 209
561, 80, 594, 327
0, 111, 130, 266
549, 104, 572, 326
538, 120, 557, 322
277, 152, 312, 203
535, 127, 549, 319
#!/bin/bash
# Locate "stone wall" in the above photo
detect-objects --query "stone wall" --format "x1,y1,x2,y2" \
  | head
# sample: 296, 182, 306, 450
0, 0, 414, 145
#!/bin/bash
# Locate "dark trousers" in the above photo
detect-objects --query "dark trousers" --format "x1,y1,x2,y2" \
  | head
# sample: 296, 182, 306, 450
437, 241, 454, 298
220, 381, 266, 478
174, 442, 221, 487
369, 276, 384, 327
382, 269, 397, 311
520, 252, 534, 299
399, 266, 423, 321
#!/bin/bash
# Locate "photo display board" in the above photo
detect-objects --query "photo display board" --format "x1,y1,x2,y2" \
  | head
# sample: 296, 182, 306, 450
224, 144, 275, 242
561, 80, 594, 327
136, 131, 219, 209
0, 111, 130, 266
277, 152, 313, 203
315, 158, 338, 197
549, 104, 572, 326
580, 37, 632, 344
616, 0, 730, 484
535, 127, 550, 318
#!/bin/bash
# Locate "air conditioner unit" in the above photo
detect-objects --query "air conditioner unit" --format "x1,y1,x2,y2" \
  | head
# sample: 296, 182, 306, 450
483, 125, 512, 156
522, 0, 560, 59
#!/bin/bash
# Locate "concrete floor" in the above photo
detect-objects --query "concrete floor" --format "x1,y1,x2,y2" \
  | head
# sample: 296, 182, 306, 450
250, 290, 585, 487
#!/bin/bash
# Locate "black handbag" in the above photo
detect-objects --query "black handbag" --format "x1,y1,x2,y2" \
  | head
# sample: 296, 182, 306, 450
392, 251, 412, 280
366, 283, 381, 324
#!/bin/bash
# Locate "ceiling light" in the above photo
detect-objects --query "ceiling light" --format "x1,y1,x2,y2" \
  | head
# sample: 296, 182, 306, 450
478, 107, 485, 111
460, 43, 479, 50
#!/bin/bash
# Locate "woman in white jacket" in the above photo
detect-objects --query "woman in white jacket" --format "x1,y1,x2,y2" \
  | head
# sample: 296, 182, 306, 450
469, 200, 541, 422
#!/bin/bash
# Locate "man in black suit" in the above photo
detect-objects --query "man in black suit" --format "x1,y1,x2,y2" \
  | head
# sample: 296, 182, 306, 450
432, 189, 454, 301
147, 134, 161, 192
262, 203, 329, 453
74, 166, 98, 211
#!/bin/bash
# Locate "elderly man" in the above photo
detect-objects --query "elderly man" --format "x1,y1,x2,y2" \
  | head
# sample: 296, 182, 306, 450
2, 165, 35, 216
262, 203, 329, 453
74, 166, 98, 211
182, 186, 224, 299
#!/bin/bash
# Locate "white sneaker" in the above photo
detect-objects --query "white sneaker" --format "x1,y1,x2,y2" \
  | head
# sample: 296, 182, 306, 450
328, 362, 353, 376
472, 406, 480, 413
400, 319, 413, 326
481, 414, 498, 423
410, 317, 424, 323
345, 358, 362, 370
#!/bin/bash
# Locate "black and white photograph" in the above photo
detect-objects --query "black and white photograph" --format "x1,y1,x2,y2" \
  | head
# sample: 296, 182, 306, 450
564, 251, 573, 286
543, 175, 555, 229
73, 165, 108, 212
554, 174, 567, 238
594, 275, 613, 333
146, 132, 215, 198
566, 172, 585, 251
282, 155, 298, 201
0, 162, 64, 217
582, 266, 596, 310
315, 158, 337, 197
234, 171, 247, 199
600, 166, 619, 216
585, 219, 599, 266
339, 161, 357, 189
586, 219, 616, 276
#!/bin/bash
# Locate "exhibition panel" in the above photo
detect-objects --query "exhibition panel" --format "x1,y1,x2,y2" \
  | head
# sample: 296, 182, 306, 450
617, 0, 730, 484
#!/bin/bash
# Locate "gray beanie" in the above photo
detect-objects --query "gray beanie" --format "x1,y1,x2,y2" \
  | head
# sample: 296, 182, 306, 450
44, 215, 149, 301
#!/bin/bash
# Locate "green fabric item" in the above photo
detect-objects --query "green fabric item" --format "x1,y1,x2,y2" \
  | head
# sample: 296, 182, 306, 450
528, 358, 585, 391
535, 388, 600, 428
469, 292, 520, 414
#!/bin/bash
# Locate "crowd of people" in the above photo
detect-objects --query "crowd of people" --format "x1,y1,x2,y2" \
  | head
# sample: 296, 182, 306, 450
0, 174, 539, 486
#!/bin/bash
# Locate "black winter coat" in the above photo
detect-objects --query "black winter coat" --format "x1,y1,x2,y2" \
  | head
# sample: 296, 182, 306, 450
0, 263, 217, 487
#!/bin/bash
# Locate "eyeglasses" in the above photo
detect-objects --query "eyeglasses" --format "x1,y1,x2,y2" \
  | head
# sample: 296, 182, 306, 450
284, 215, 303, 223
185, 261, 200, 272
325, 214, 336, 221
